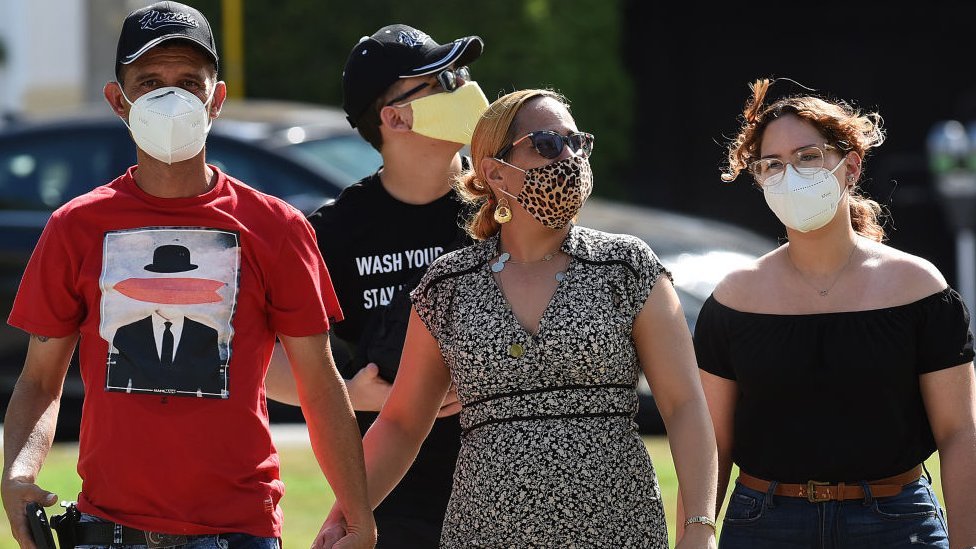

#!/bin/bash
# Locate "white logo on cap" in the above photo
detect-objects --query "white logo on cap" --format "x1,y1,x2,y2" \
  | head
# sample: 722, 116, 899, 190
139, 10, 199, 31
397, 30, 429, 48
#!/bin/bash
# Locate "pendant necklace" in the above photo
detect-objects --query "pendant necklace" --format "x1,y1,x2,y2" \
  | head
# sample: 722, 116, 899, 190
787, 240, 859, 297
491, 244, 566, 360
491, 249, 566, 282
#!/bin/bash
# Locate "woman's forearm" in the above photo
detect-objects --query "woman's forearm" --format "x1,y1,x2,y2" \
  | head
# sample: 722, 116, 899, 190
663, 398, 719, 526
361, 414, 435, 509
938, 430, 976, 548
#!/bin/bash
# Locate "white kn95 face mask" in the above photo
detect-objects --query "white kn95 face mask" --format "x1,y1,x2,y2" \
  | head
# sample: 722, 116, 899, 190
121, 86, 214, 164
762, 157, 846, 233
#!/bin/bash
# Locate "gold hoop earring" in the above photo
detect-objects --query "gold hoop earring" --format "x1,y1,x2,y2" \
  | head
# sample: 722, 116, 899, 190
493, 196, 512, 224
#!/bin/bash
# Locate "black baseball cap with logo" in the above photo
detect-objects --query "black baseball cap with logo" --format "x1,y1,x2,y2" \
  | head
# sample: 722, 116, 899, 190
115, 1, 218, 80
342, 24, 484, 128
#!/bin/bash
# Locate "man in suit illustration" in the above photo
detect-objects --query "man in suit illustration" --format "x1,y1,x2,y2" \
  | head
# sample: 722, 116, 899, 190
109, 312, 223, 395
108, 244, 224, 395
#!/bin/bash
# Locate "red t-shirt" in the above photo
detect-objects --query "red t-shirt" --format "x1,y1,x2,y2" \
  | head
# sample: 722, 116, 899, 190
8, 165, 342, 537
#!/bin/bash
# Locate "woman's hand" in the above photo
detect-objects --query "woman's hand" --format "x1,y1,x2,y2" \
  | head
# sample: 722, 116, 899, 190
674, 524, 716, 549
311, 503, 374, 549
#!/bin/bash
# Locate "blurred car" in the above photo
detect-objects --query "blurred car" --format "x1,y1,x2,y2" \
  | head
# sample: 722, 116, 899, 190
0, 99, 775, 439
208, 99, 384, 187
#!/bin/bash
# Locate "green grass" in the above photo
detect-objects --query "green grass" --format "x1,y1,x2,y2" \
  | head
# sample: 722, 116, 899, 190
0, 436, 944, 548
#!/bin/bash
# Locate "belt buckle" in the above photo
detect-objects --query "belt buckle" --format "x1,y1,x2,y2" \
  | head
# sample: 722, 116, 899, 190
145, 532, 189, 549
806, 480, 830, 503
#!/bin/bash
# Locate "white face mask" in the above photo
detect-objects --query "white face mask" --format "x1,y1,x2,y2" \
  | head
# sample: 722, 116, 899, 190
763, 156, 846, 232
120, 86, 214, 164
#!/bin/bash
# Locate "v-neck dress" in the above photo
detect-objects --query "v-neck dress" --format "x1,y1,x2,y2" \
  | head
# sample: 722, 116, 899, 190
410, 225, 671, 548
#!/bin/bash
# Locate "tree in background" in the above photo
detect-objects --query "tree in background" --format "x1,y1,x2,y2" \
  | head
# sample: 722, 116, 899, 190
190, 0, 634, 198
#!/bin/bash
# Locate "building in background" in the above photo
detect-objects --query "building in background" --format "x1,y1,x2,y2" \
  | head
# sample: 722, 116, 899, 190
0, 0, 147, 118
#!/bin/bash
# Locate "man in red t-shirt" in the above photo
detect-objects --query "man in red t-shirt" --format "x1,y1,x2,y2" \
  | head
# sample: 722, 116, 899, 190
0, 3, 375, 548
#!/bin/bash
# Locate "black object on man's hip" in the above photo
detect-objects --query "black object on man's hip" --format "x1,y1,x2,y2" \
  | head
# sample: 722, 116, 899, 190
26, 502, 57, 549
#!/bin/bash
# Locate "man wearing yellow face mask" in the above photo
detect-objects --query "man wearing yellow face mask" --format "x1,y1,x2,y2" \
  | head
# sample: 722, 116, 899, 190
265, 23, 488, 548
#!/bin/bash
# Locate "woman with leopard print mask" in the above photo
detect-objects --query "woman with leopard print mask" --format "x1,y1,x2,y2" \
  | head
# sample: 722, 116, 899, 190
317, 89, 719, 549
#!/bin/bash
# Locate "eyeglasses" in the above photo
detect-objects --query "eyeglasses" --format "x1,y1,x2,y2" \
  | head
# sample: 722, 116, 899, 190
386, 65, 471, 106
495, 130, 595, 160
748, 144, 839, 186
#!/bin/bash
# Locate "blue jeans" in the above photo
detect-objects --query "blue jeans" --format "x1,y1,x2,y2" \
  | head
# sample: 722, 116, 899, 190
76, 513, 280, 549
719, 476, 948, 549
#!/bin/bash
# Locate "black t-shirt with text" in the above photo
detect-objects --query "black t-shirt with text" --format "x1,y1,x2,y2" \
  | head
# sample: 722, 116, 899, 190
306, 169, 473, 529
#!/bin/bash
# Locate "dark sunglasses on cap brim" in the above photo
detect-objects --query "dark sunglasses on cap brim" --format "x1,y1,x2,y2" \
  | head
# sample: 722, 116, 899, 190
386, 66, 471, 106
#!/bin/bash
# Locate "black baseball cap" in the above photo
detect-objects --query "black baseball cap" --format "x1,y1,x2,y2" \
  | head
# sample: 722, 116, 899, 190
342, 24, 484, 128
115, 1, 218, 80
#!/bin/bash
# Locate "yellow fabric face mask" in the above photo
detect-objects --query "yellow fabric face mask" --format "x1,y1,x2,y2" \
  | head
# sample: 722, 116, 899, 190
406, 81, 489, 145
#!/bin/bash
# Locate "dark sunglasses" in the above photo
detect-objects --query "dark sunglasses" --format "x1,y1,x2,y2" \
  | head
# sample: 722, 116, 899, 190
385, 66, 471, 106
495, 130, 595, 160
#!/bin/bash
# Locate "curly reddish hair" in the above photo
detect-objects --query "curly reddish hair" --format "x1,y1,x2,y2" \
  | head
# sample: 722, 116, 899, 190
722, 79, 887, 241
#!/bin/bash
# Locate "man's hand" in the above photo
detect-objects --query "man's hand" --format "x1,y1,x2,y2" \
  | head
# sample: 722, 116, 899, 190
349, 365, 459, 417
436, 384, 461, 417
346, 364, 392, 412
311, 504, 376, 549
2, 477, 57, 548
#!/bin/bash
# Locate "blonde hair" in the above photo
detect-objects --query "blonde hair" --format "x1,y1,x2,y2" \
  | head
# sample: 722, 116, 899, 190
722, 79, 888, 241
455, 89, 570, 240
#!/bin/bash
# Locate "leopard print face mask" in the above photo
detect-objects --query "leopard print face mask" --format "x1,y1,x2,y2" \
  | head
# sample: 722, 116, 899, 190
499, 154, 594, 230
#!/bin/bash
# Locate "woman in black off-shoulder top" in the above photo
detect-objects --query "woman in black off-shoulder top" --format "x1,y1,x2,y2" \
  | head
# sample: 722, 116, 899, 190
690, 78, 976, 549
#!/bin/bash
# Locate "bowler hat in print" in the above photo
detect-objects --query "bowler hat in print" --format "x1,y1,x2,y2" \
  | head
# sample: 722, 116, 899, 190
144, 244, 199, 273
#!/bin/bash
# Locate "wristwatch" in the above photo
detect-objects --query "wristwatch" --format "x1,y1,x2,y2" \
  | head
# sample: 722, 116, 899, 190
684, 515, 716, 531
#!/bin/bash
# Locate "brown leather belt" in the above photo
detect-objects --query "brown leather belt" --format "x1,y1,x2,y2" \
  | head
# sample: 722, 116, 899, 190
737, 465, 923, 503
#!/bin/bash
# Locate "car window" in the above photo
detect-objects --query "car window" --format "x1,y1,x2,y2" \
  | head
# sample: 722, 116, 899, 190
285, 135, 382, 188
205, 136, 345, 215
0, 126, 134, 211
0, 125, 345, 218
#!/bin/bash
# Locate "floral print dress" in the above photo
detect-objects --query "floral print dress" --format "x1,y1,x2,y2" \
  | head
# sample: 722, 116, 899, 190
410, 225, 670, 548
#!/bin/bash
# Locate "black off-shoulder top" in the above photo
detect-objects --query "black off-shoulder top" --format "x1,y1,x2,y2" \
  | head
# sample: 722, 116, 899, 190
694, 288, 974, 483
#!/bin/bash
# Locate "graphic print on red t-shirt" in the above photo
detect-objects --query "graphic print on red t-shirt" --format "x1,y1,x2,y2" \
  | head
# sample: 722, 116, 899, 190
100, 227, 240, 399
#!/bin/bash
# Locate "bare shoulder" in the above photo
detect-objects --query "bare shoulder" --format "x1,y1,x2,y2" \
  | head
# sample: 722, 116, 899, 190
711, 245, 785, 309
862, 239, 947, 301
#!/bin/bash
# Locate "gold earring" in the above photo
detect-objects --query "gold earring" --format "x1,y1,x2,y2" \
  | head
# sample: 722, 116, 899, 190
493, 196, 512, 224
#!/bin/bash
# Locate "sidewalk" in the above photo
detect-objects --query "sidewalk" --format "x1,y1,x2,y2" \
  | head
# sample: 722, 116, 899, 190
0, 423, 315, 448
268, 422, 312, 447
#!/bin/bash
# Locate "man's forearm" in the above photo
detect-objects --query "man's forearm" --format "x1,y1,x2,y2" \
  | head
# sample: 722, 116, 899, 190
1, 378, 63, 549
3, 378, 61, 482
299, 369, 373, 527
3, 333, 77, 483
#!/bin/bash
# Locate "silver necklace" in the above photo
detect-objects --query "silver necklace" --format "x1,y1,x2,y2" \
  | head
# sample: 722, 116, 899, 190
787, 241, 858, 297
491, 250, 566, 282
